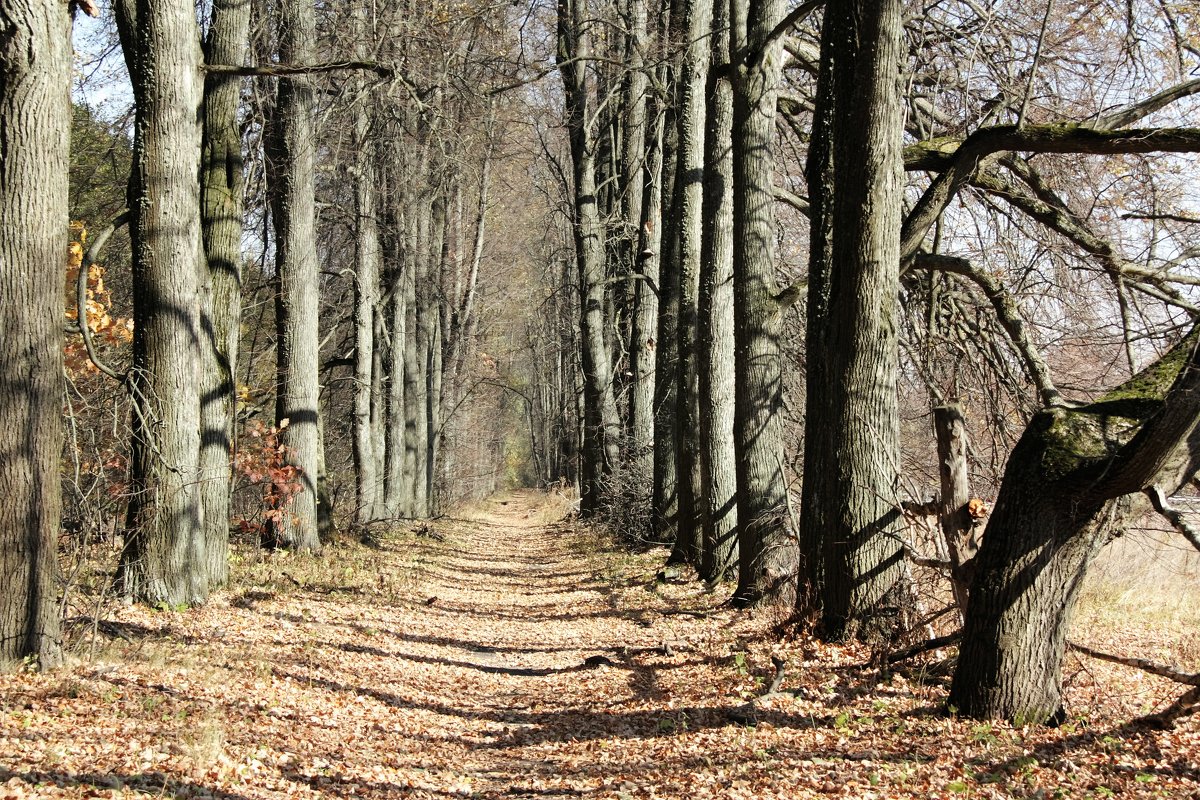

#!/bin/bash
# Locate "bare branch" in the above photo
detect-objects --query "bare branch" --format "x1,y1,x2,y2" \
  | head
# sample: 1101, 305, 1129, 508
910, 253, 1064, 407
77, 211, 130, 384
1145, 485, 1200, 554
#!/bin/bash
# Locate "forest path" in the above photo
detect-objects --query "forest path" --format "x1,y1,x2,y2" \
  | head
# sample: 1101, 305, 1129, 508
4, 491, 1196, 799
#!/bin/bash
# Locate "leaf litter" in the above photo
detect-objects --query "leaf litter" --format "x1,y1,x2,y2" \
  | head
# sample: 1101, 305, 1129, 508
2, 490, 1198, 799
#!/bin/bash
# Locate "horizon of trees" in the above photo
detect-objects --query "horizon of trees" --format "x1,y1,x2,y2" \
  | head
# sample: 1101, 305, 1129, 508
3, 0, 1200, 726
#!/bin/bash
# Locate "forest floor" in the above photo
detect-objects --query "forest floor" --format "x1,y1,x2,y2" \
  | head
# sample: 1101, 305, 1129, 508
2, 490, 1199, 799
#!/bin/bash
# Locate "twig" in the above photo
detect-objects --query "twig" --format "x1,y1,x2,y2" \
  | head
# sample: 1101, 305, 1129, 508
1067, 640, 1200, 686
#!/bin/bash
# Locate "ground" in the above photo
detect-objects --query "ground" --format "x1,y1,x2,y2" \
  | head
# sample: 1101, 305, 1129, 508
2, 490, 1198, 799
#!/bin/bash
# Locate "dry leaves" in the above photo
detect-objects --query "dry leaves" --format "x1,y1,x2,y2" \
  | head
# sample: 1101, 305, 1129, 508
1, 490, 1197, 798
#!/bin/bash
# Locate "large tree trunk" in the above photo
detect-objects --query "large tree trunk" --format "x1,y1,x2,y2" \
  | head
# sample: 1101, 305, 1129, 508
697, 0, 738, 582
557, 0, 621, 516
798, 0, 906, 636
0, 0, 69, 666
951, 331, 1200, 722
666, 0, 712, 568
266, 0, 321, 550
115, 0, 209, 604
198, 0, 250, 589
729, 0, 796, 606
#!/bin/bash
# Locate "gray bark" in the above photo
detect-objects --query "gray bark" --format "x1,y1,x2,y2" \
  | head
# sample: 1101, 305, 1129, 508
557, 0, 622, 515
934, 404, 976, 615
729, 0, 796, 606
0, 0, 69, 666
667, 0, 712, 567
351, 32, 381, 524
115, 0, 209, 603
623, 0, 654, 480
199, 0, 250, 588
697, 0, 738, 582
798, 0, 906, 636
266, 0, 321, 551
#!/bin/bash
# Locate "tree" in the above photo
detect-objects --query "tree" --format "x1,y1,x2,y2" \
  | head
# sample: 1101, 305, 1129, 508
114, 0, 209, 604
798, 0, 907, 638
729, 0, 799, 606
0, 0, 70, 667
199, 0, 251, 588
696, 0, 737, 582
557, 0, 622, 516
266, 0, 322, 551
951, 328, 1200, 722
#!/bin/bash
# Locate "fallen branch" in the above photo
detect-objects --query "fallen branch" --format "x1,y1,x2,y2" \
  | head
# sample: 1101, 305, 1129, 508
1069, 640, 1200, 729
886, 632, 962, 665
1067, 640, 1200, 686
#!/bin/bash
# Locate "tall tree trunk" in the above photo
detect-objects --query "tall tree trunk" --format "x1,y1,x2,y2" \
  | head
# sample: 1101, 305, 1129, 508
623, 0, 654, 483
558, 0, 621, 516
667, 0, 712, 567
799, 0, 906, 636
0, 0, 69, 666
952, 330, 1200, 722
265, 0, 321, 551
409, 197, 431, 518
729, 0, 796, 606
115, 0, 209, 603
351, 43, 381, 525
198, 0, 250, 588
425, 194, 447, 515
697, 0, 738, 582
384, 196, 408, 517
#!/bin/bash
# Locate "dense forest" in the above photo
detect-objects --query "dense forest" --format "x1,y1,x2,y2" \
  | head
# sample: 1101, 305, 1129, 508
4, 0, 1200, 791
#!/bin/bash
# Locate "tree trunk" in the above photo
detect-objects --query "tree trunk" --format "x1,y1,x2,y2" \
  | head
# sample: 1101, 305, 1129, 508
410, 197, 432, 518
115, 0, 209, 604
0, 0, 69, 666
557, 0, 621, 516
264, 0, 321, 550
199, 0, 250, 588
667, 0, 712, 567
697, 0, 738, 582
352, 60, 381, 525
729, 0, 796, 606
623, 0, 653, 484
799, 0, 906, 636
934, 403, 976, 615
952, 330, 1200, 722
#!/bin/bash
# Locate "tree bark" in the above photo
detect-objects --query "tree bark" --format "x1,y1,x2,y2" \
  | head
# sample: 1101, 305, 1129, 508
198, 0, 250, 588
666, 0, 712, 568
934, 403, 976, 615
557, 0, 621, 516
351, 58, 381, 525
115, 0, 209, 603
697, 0, 738, 582
266, 0, 321, 551
729, 0, 796, 606
623, 0, 654, 485
798, 0, 906, 636
0, 0, 69, 666
951, 330, 1200, 722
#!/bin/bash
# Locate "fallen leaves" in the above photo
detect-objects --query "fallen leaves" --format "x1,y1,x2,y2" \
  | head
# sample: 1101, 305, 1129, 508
1, 490, 1197, 798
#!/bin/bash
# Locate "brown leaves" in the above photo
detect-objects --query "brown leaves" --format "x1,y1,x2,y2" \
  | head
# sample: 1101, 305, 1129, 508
2, 491, 1197, 798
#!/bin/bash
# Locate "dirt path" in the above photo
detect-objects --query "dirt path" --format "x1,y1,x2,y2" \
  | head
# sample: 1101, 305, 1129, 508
3, 490, 1198, 799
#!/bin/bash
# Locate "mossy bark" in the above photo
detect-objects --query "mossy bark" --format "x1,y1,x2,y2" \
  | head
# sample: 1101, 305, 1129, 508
951, 329, 1200, 722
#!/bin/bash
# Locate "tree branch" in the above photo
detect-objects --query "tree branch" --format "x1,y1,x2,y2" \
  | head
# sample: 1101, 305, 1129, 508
1145, 485, 1200, 554
77, 211, 130, 384
910, 252, 1063, 407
